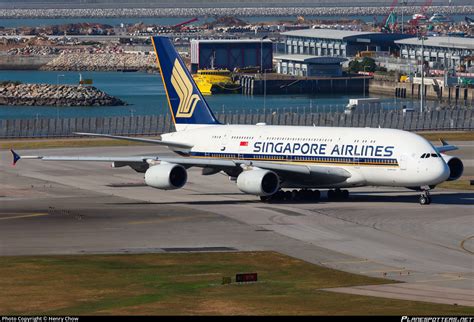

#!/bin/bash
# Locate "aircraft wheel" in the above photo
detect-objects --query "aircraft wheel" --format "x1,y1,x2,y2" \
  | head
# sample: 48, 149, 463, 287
312, 190, 321, 201
342, 189, 349, 200
260, 195, 269, 202
302, 190, 311, 201
419, 195, 428, 205
327, 189, 335, 200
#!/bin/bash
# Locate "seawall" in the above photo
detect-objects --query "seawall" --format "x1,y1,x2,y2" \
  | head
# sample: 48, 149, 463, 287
0, 83, 126, 106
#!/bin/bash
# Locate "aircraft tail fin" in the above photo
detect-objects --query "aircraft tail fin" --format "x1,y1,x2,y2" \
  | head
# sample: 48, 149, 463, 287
151, 36, 220, 131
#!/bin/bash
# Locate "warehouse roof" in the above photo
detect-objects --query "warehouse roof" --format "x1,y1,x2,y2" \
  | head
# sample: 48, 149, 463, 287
282, 29, 375, 40
395, 36, 474, 49
274, 54, 347, 64
282, 29, 412, 43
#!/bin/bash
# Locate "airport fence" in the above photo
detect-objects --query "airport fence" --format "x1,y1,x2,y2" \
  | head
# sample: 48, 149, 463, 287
0, 109, 473, 139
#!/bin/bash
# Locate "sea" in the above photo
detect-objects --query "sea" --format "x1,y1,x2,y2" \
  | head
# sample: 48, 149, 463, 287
0, 13, 450, 120
0, 14, 469, 28
0, 70, 410, 120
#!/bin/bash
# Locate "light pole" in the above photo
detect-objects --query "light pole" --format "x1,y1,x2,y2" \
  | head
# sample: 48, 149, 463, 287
261, 35, 268, 114
419, 33, 427, 114
401, 0, 408, 34
363, 65, 370, 98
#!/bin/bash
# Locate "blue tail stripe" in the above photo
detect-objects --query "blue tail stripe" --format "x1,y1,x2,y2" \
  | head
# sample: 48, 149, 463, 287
151, 36, 220, 125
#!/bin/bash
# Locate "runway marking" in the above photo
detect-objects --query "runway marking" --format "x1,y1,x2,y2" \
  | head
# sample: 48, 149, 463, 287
0, 213, 48, 220
359, 269, 408, 274
460, 235, 474, 255
321, 259, 372, 265
414, 277, 469, 283
127, 214, 214, 225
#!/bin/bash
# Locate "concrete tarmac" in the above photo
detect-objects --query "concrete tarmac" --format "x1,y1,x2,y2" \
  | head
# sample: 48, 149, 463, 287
0, 143, 473, 306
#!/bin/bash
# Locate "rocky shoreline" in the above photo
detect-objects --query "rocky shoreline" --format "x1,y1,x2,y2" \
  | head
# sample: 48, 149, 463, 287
0, 83, 126, 106
41, 52, 157, 72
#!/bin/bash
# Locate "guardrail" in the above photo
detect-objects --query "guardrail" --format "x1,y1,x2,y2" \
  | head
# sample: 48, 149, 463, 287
0, 109, 472, 139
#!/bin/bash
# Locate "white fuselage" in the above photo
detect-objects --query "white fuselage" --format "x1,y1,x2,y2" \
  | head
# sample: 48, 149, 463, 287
163, 124, 450, 188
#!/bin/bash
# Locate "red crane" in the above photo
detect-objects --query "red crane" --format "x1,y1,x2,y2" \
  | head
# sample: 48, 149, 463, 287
407, 0, 433, 34
172, 17, 198, 30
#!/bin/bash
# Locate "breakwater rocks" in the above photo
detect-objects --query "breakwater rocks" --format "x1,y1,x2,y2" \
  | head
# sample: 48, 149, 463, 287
0, 83, 126, 106
41, 52, 157, 72
0, 6, 473, 19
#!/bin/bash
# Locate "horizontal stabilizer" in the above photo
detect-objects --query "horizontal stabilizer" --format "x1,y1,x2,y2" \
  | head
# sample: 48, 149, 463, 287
435, 139, 458, 153
10, 149, 21, 166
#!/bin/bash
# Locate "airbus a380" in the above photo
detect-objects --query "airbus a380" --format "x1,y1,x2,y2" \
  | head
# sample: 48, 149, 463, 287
11, 36, 464, 205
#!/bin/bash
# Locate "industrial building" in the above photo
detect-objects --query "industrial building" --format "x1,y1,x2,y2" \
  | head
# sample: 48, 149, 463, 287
274, 54, 347, 77
395, 37, 474, 70
281, 29, 411, 58
190, 39, 273, 73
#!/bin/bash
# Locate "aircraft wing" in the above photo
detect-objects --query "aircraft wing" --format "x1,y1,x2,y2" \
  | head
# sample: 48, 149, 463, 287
74, 132, 193, 149
435, 139, 459, 153
11, 150, 351, 184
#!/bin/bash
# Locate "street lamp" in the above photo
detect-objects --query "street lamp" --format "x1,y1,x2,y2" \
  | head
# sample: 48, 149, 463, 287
261, 35, 268, 114
362, 65, 370, 98
401, 0, 408, 34
418, 33, 428, 114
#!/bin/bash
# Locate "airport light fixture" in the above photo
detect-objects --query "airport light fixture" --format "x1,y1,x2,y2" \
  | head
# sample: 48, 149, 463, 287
418, 34, 428, 114
363, 65, 370, 98
261, 35, 268, 114
401, 0, 408, 34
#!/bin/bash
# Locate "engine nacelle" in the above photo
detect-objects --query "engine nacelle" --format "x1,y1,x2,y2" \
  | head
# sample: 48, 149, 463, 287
441, 154, 464, 181
236, 169, 279, 196
144, 163, 187, 190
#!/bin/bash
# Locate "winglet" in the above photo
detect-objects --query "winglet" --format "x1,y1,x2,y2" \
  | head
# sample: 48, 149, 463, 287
440, 138, 449, 146
10, 149, 21, 166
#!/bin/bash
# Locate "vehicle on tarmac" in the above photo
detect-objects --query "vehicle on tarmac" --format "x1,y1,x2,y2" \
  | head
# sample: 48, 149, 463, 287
11, 37, 464, 205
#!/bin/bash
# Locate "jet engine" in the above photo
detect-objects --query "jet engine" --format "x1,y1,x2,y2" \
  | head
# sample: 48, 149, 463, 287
236, 169, 279, 196
144, 163, 187, 190
442, 154, 464, 181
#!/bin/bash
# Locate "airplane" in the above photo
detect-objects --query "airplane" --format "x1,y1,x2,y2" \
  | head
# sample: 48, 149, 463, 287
11, 36, 464, 205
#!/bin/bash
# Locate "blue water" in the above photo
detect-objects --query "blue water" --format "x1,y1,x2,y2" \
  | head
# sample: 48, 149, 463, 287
0, 15, 469, 27
0, 70, 402, 119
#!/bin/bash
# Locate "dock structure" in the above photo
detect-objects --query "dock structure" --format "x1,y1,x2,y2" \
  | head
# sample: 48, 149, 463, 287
239, 73, 369, 95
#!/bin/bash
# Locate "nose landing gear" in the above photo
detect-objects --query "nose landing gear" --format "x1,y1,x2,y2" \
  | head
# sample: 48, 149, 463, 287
419, 189, 432, 205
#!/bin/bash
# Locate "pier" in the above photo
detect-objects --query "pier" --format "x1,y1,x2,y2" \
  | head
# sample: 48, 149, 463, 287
240, 74, 369, 95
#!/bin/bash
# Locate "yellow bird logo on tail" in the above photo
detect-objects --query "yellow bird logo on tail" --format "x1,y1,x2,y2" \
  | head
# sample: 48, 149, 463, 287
171, 59, 200, 118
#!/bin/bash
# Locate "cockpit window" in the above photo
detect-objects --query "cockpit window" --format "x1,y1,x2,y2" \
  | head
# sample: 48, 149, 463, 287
420, 153, 426, 158
431, 153, 438, 158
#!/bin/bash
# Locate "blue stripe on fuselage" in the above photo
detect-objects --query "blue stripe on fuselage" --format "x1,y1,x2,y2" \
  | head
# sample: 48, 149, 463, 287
188, 151, 398, 166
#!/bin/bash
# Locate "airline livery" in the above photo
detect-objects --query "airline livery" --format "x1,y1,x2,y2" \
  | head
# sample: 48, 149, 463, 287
11, 36, 464, 205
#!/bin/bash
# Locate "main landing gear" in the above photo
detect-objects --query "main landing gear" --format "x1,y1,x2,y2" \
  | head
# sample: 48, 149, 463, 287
327, 188, 350, 201
260, 189, 321, 203
419, 190, 432, 205
260, 188, 350, 203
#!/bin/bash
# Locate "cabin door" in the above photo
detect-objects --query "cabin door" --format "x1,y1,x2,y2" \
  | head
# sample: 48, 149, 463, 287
399, 153, 408, 170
